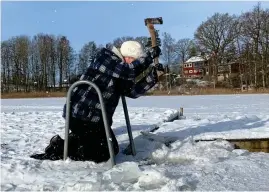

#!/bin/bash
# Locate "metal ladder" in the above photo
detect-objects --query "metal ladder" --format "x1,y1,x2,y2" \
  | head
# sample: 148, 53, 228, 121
63, 80, 136, 168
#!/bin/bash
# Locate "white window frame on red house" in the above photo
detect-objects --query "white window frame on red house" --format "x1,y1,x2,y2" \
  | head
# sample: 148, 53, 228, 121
189, 70, 193, 73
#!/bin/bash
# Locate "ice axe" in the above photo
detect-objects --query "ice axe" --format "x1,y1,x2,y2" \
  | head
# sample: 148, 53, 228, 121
144, 17, 163, 65
135, 17, 164, 83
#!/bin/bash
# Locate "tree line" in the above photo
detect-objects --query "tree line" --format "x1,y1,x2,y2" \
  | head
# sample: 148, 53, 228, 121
1, 3, 269, 92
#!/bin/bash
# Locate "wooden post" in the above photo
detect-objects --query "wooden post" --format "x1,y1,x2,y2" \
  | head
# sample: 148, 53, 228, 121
179, 107, 183, 116
178, 107, 186, 120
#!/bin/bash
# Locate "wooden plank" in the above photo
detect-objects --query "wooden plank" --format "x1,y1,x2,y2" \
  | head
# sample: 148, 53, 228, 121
195, 138, 269, 153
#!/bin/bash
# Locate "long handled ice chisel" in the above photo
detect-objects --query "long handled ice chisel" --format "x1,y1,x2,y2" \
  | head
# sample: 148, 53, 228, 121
121, 95, 136, 156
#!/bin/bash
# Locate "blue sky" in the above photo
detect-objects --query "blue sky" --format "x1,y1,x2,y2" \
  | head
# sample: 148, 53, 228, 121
2, 1, 269, 52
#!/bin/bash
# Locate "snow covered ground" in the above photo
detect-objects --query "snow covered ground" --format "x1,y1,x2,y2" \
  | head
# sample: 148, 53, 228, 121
1, 94, 269, 191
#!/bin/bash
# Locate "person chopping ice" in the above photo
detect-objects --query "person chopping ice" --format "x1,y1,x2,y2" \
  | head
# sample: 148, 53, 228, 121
30, 40, 164, 163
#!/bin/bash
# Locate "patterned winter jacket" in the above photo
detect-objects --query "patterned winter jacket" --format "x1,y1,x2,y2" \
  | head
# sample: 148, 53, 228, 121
62, 45, 159, 126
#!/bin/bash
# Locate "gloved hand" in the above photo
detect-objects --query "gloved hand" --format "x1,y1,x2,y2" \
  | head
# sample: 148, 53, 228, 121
155, 63, 165, 72
149, 46, 162, 59
144, 52, 153, 64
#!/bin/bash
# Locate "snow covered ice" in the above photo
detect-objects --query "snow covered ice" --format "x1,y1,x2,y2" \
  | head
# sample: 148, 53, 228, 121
1, 94, 269, 191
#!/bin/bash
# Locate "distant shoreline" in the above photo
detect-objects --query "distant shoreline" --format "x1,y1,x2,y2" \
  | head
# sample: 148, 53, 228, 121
1, 88, 269, 99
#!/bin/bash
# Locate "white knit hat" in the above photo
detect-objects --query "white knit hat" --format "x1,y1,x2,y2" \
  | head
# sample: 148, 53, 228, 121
120, 41, 145, 59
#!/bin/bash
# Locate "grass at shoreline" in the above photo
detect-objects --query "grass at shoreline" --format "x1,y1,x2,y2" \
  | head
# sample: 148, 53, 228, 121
1, 88, 269, 99
1, 91, 66, 99
147, 88, 269, 96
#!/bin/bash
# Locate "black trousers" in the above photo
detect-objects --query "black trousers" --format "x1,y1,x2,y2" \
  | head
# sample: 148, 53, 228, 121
31, 117, 119, 163
68, 117, 119, 163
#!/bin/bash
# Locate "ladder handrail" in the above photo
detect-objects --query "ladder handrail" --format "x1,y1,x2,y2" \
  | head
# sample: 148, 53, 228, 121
63, 80, 116, 167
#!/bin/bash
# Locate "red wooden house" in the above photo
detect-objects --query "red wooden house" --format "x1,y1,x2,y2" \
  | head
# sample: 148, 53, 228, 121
183, 56, 207, 78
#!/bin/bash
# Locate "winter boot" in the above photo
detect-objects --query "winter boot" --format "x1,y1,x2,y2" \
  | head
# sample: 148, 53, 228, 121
45, 134, 64, 155
30, 135, 64, 160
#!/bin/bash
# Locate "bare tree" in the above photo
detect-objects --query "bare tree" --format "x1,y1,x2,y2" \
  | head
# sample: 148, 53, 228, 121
175, 38, 192, 63
160, 32, 178, 90
56, 36, 70, 88
1, 40, 13, 92
19, 36, 31, 92
66, 46, 76, 83
195, 12, 239, 59
194, 12, 239, 86
260, 8, 269, 87
161, 32, 178, 64
8, 36, 31, 92
37, 34, 53, 90
30, 35, 43, 90
48, 35, 57, 88
239, 3, 265, 87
